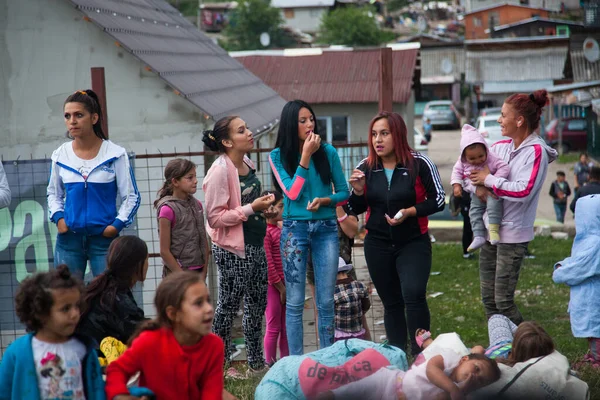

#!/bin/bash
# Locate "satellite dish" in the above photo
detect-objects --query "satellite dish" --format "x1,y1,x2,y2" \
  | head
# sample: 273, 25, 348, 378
441, 58, 453, 74
583, 38, 600, 63
260, 32, 271, 47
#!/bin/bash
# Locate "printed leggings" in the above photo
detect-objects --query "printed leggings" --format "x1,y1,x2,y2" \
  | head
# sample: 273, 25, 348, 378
212, 244, 268, 370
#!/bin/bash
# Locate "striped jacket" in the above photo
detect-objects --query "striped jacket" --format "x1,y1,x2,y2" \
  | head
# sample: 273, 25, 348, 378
47, 140, 140, 235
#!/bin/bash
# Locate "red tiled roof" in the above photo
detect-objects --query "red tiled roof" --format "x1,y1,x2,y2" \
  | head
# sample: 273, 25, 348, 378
235, 48, 418, 104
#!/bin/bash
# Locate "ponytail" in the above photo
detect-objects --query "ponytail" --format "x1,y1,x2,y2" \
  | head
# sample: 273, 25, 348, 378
64, 89, 107, 140
127, 319, 161, 347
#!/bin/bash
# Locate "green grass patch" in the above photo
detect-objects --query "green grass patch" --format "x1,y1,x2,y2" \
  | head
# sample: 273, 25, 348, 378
226, 237, 599, 399
557, 152, 581, 165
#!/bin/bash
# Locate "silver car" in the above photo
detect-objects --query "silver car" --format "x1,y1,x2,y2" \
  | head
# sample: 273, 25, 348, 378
423, 100, 461, 129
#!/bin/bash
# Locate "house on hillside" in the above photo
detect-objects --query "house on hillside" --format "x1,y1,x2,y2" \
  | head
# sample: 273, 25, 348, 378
400, 34, 465, 109
464, 4, 550, 39
491, 17, 585, 38
460, 0, 580, 13
465, 36, 570, 107
271, 0, 335, 34
232, 45, 419, 145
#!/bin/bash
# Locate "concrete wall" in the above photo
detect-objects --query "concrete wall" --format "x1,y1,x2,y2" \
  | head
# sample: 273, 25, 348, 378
0, 0, 211, 161
280, 7, 327, 33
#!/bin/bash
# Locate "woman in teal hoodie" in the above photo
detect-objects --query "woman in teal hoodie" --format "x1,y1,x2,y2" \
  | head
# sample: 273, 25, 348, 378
0, 265, 105, 400
269, 100, 349, 355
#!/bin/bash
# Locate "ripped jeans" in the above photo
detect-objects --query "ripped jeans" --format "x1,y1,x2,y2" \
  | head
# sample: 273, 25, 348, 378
281, 219, 339, 355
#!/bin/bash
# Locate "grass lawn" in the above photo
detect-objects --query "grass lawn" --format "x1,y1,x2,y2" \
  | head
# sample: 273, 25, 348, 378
226, 237, 599, 399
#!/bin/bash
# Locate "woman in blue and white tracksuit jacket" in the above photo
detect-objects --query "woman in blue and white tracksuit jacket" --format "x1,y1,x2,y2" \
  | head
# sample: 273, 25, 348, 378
47, 90, 140, 278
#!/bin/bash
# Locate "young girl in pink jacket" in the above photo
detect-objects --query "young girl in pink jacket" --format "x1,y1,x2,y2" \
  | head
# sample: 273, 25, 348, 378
202, 116, 275, 378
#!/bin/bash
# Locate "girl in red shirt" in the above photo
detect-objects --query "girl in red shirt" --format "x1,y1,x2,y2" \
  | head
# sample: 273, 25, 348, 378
105, 271, 224, 400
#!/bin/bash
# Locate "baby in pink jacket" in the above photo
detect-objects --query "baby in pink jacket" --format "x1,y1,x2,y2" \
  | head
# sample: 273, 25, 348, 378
451, 124, 510, 251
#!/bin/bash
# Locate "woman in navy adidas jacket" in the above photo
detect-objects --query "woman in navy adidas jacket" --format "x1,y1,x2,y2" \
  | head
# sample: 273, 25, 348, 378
348, 112, 445, 356
47, 90, 141, 279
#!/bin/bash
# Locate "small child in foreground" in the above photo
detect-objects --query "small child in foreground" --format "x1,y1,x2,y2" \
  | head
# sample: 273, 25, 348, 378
318, 349, 500, 400
0, 265, 105, 400
105, 271, 224, 400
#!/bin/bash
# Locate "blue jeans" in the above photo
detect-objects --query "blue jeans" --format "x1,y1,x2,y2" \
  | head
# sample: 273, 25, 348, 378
54, 231, 115, 279
553, 203, 567, 223
281, 219, 339, 355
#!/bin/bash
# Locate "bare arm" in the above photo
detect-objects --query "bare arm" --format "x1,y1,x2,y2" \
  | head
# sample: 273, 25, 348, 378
426, 355, 463, 400
336, 206, 358, 238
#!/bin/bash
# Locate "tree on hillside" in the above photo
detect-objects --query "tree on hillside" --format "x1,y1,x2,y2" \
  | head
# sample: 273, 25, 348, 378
386, 0, 409, 13
221, 0, 291, 51
319, 6, 395, 47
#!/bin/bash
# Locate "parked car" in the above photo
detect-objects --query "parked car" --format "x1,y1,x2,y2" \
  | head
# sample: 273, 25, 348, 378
478, 107, 502, 117
414, 127, 429, 152
545, 117, 588, 153
475, 116, 503, 147
423, 100, 461, 129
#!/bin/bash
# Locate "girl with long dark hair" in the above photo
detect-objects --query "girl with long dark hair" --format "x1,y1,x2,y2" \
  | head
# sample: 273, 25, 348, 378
77, 235, 148, 345
348, 111, 445, 355
269, 100, 349, 354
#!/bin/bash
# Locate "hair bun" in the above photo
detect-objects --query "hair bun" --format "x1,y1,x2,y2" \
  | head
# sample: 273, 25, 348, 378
531, 89, 548, 111
201, 129, 219, 152
55, 264, 72, 280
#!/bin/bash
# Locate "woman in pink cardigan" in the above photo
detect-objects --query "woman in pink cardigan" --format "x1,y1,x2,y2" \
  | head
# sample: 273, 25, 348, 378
202, 116, 275, 378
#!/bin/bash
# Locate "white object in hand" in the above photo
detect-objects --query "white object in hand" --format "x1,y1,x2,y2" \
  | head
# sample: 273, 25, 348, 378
393, 210, 403, 220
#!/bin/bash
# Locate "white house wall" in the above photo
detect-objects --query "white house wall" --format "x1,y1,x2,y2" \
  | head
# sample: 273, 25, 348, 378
281, 8, 327, 34
0, 0, 211, 161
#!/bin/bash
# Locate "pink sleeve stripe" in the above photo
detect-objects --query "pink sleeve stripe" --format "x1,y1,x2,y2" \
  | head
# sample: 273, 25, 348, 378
269, 155, 305, 201
491, 139, 512, 148
493, 144, 542, 198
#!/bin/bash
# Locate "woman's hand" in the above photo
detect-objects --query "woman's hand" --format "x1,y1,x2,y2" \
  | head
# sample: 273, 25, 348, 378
470, 165, 491, 186
385, 208, 415, 226
251, 194, 275, 212
306, 198, 321, 212
474, 186, 498, 203
302, 132, 321, 157
103, 225, 119, 238
57, 218, 69, 234
349, 169, 366, 194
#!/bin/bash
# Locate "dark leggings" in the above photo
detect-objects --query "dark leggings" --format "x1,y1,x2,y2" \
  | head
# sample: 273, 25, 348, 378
364, 233, 432, 355
461, 208, 473, 255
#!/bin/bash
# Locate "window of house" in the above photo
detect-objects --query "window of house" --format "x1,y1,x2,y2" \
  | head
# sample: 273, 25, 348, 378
309, 9, 321, 17
317, 116, 350, 143
488, 12, 499, 28
473, 17, 482, 27
283, 8, 295, 19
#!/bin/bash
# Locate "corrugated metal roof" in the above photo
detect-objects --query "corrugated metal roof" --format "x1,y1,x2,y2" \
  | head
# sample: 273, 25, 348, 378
420, 47, 465, 79
271, 0, 335, 7
483, 80, 553, 94
67, 0, 285, 132
465, 2, 551, 16
465, 46, 568, 83
235, 48, 418, 104
493, 16, 584, 32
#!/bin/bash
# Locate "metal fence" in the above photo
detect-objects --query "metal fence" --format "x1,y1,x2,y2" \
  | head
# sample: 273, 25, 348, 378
0, 143, 394, 359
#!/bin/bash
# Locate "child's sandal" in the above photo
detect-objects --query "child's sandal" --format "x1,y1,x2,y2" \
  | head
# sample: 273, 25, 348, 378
415, 329, 431, 349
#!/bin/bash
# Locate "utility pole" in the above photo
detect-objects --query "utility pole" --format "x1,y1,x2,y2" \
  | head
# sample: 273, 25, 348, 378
379, 47, 393, 113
